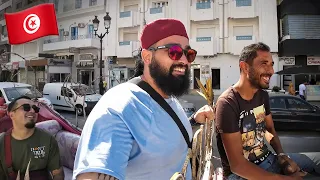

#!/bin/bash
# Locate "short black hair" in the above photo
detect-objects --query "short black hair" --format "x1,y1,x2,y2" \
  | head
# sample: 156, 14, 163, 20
7, 96, 32, 112
132, 47, 144, 78
239, 42, 270, 65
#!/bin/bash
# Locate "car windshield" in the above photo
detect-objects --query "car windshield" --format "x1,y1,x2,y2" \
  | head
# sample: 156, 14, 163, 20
71, 85, 95, 95
4, 86, 42, 101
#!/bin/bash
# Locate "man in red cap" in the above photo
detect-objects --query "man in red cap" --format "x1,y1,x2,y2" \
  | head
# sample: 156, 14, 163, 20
73, 18, 214, 180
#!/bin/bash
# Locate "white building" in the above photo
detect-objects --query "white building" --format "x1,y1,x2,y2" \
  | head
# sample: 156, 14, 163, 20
4, 0, 280, 95
106, 0, 280, 95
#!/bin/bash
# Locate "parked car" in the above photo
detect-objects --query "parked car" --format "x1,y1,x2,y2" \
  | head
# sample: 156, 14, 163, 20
269, 94, 320, 131
43, 83, 102, 116
179, 99, 196, 118
0, 82, 53, 108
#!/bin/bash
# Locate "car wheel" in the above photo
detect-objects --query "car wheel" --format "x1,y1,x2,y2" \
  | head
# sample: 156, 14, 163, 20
75, 105, 84, 116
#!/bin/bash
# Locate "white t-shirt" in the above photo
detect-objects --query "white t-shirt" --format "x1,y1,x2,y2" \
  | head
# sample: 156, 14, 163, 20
299, 83, 306, 96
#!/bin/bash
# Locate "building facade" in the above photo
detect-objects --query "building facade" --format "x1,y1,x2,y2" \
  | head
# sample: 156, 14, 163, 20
106, 0, 279, 95
278, 0, 320, 91
2, 0, 279, 95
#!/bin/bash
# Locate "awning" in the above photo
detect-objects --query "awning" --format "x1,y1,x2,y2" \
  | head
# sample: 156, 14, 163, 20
276, 65, 320, 75
25, 59, 48, 66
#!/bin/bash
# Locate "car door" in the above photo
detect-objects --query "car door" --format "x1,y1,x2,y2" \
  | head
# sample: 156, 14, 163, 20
59, 87, 74, 111
285, 97, 319, 130
269, 97, 292, 130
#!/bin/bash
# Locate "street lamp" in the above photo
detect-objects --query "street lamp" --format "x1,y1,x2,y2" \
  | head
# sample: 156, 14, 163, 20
93, 12, 111, 95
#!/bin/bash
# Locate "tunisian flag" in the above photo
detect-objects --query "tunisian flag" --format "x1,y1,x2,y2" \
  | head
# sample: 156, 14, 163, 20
5, 3, 58, 45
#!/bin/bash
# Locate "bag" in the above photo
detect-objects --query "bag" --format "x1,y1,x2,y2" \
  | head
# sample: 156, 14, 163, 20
4, 128, 51, 180
129, 78, 193, 179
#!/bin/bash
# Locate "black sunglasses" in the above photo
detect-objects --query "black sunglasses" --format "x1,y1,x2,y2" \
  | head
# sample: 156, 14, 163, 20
148, 44, 197, 63
13, 104, 40, 113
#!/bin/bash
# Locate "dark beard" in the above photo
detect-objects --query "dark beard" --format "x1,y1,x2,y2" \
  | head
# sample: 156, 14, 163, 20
25, 120, 36, 129
248, 66, 269, 89
149, 57, 190, 97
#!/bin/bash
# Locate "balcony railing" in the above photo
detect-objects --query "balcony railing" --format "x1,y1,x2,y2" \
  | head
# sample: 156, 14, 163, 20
236, 35, 253, 40
150, 7, 162, 14
196, 1, 211, 9
196, 37, 212, 42
120, 11, 131, 18
119, 41, 131, 46
236, 0, 252, 7
44, 34, 96, 44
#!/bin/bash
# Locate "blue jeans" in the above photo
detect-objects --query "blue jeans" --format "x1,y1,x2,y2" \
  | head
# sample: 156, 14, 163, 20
227, 153, 320, 180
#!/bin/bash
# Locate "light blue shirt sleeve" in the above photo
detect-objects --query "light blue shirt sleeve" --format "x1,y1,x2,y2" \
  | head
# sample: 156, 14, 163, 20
73, 108, 134, 180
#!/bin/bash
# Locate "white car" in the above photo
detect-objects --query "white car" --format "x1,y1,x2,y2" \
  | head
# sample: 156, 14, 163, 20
0, 82, 53, 108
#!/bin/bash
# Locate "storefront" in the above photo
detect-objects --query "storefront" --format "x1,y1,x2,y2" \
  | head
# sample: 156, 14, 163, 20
47, 58, 72, 83
278, 56, 320, 91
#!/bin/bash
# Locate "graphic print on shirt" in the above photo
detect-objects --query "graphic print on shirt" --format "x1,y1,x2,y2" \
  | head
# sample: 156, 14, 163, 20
240, 104, 269, 164
30, 146, 46, 159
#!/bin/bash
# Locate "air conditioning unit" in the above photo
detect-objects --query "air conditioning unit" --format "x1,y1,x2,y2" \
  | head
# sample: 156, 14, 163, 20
63, 31, 69, 36
78, 23, 86, 28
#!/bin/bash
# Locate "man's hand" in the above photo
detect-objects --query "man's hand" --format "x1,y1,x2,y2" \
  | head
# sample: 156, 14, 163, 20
278, 155, 307, 177
193, 105, 214, 124
51, 167, 64, 180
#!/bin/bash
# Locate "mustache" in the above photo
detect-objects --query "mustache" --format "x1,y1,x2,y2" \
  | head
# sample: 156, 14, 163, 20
261, 73, 272, 77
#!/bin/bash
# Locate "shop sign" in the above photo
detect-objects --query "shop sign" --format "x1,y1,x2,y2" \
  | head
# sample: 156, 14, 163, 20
280, 57, 295, 65
48, 59, 72, 66
307, 57, 320, 66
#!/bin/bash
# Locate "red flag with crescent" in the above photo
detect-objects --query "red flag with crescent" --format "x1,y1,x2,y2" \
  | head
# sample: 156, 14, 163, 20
4, 3, 58, 45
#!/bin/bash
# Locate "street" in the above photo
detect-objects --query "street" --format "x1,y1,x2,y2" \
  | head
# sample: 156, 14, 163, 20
58, 92, 320, 156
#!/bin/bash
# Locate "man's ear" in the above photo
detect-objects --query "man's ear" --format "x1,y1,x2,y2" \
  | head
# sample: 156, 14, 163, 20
239, 61, 249, 74
7, 111, 13, 118
141, 49, 152, 65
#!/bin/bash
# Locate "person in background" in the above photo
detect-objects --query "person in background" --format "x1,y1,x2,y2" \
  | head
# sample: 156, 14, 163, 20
299, 80, 308, 100
288, 82, 295, 96
73, 18, 214, 180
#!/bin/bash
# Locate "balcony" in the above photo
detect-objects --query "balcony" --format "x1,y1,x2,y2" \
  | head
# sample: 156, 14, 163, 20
228, 35, 256, 55
118, 11, 140, 28
145, 6, 170, 23
228, 0, 256, 19
116, 41, 140, 58
191, 1, 218, 21
43, 34, 99, 52
190, 37, 219, 56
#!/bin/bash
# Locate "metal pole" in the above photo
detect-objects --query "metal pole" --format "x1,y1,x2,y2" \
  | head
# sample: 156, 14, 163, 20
99, 38, 104, 95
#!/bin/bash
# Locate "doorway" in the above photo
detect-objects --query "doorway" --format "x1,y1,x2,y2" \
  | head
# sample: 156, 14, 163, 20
78, 70, 94, 86
193, 68, 200, 89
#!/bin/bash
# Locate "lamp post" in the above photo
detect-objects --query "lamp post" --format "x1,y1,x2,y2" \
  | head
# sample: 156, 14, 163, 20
92, 12, 111, 95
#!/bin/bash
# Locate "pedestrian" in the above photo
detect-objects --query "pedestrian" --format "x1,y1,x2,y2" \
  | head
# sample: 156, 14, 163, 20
73, 18, 214, 180
299, 80, 308, 100
214, 42, 320, 180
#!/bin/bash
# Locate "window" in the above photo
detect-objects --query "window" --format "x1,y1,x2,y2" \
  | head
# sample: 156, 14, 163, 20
61, 87, 73, 97
54, 0, 59, 11
2, 25, 7, 36
211, 69, 220, 89
89, 0, 97, 6
270, 98, 286, 109
88, 25, 94, 38
233, 26, 253, 40
75, 0, 82, 9
3, 87, 42, 101
16, 2, 22, 9
71, 27, 78, 40
196, 28, 214, 41
59, 29, 64, 40
153, 1, 168, 8
287, 98, 312, 111
0, 10, 3, 20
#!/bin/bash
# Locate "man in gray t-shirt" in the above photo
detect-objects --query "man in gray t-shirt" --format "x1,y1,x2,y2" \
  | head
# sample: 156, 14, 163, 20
215, 42, 320, 180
